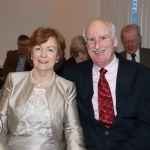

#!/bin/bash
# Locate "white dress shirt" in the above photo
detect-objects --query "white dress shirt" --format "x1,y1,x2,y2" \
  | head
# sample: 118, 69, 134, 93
16, 55, 26, 72
127, 48, 140, 63
92, 54, 119, 120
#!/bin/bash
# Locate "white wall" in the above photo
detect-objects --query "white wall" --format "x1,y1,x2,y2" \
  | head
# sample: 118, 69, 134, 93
0, 0, 51, 67
0, 0, 100, 67
50, 0, 100, 59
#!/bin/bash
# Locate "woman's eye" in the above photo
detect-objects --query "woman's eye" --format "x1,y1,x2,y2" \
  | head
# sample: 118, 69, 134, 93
48, 48, 53, 52
34, 47, 41, 51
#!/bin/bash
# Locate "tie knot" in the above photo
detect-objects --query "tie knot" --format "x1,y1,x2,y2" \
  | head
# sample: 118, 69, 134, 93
100, 68, 107, 75
131, 53, 136, 58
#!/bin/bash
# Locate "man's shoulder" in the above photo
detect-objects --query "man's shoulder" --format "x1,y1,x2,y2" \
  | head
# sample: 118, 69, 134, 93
119, 51, 126, 58
63, 59, 93, 80
65, 59, 93, 71
118, 52, 150, 73
140, 47, 150, 53
7, 50, 18, 55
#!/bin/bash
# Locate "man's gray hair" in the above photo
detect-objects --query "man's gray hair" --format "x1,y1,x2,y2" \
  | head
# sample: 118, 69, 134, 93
83, 20, 117, 42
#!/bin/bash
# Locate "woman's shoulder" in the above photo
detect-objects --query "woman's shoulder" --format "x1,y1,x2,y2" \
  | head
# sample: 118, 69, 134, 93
8, 71, 30, 80
55, 74, 75, 86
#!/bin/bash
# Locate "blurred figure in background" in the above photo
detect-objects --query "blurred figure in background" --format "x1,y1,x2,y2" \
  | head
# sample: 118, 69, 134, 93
65, 35, 90, 68
2, 35, 32, 84
120, 24, 150, 67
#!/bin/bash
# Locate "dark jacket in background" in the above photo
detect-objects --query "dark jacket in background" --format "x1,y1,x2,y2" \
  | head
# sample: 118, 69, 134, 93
2, 50, 32, 84
119, 47, 150, 68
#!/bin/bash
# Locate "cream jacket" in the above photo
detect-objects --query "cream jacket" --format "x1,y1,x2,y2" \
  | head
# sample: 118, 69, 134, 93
0, 71, 85, 150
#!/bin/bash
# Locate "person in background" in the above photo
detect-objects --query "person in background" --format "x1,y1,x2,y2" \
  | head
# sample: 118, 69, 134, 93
0, 27, 85, 150
2, 35, 32, 84
120, 24, 150, 67
64, 35, 90, 68
64, 18, 150, 149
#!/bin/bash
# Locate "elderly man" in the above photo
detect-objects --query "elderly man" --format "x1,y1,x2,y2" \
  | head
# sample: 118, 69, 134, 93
120, 24, 150, 67
2, 35, 32, 84
64, 19, 150, 149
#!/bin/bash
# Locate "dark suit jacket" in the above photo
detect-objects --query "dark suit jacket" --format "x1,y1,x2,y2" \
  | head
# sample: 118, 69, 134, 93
2, 50, 32, 84
64, 52, 150, 150
65, 57, 77, 67
119, 47, 150, 68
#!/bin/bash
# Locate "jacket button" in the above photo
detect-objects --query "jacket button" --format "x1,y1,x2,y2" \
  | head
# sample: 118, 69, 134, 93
105, 131, 109, 135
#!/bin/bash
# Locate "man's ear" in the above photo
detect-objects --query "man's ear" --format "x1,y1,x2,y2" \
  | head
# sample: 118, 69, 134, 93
114, 37, 118, 48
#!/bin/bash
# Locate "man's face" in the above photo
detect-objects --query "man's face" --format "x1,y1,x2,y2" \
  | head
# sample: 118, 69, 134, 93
17, 40, 28, 56
121, 30, 142, 54
86, 20, 118, 68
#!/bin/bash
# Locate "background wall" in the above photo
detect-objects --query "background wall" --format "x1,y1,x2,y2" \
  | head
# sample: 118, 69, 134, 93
50, 0, 100, 59
0, 0, 100, 67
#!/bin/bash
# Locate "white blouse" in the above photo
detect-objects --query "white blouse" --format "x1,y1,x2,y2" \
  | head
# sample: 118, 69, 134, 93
8, 88, 58, 150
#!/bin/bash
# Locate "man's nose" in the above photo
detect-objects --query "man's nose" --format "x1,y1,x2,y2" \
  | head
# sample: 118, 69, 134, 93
95, 39, 100, 49
127, 41, 132, 47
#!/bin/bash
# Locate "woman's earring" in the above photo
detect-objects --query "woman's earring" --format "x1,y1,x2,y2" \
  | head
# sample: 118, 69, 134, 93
56, 59, 59, 63
31, 57, 33, 60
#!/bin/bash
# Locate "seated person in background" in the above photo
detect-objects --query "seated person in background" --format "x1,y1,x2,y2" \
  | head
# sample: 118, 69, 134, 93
120, 24, 150, 67
65, 35, 90, 67
2, 35, 32, 84
54, 32, 66, 77
0, 27, 85, 150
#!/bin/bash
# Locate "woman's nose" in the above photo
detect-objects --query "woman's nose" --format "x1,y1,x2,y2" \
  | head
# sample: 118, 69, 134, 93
41, 49, 47, 57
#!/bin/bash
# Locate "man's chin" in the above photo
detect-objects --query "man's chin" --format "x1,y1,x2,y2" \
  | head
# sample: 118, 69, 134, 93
127, 50, 136, 54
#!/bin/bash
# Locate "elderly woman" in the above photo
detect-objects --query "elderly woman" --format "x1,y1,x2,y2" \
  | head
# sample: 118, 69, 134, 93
0, 27, 85, 150
64, 35, 90, 68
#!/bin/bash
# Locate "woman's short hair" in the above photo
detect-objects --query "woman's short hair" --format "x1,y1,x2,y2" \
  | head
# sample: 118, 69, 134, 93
26, 27, 66, 70
70, 35, 87, 58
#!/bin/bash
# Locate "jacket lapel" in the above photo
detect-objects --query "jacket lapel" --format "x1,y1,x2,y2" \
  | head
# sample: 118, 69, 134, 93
112, 53, 133, 127
78, 60, 95, 117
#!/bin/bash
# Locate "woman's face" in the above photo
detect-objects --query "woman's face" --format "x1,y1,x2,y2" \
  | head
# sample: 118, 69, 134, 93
32, 37, 59, 73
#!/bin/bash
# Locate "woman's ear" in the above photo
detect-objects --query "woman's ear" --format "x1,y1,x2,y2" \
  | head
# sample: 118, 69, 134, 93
78, 52, 83, 62
78, 51, 83, 58
56, 55, 59, 63
31, 53, 33, 60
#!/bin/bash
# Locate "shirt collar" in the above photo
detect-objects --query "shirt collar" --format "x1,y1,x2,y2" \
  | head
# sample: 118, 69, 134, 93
127, 48, 139, 58
93, 54, 119, 74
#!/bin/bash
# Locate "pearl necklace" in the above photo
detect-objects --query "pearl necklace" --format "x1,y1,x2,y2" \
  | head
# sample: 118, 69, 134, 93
30, 69, 55, 87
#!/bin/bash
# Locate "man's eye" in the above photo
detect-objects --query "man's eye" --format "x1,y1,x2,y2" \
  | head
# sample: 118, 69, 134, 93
87, 38, 95, 42
101, 36, 106, 40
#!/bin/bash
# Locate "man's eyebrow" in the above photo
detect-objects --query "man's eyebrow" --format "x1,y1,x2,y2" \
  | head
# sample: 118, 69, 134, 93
99, 34, 109, 37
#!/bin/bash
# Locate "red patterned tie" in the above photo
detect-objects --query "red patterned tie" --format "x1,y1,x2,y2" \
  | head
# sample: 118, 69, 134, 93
98, 68, 115, 128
